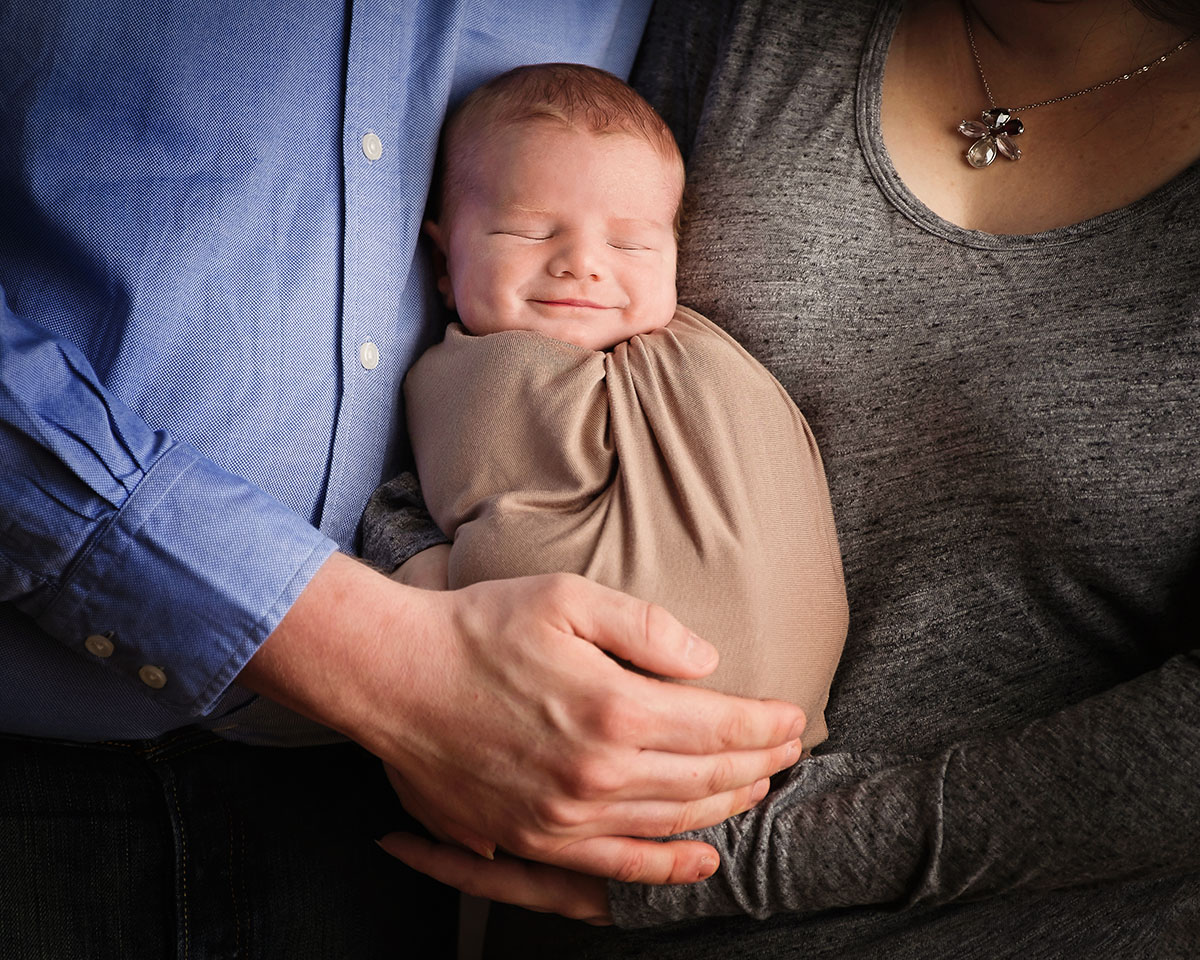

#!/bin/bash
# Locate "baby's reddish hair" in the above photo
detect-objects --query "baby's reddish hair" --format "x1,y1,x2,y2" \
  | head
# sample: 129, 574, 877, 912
433, 62, 684, 226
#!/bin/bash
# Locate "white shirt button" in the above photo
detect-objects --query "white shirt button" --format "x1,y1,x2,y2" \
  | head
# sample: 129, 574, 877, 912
84, 634, 115, 658
361, 132, 383, 162
138, 665, 168, 689
359, 341, 380, 370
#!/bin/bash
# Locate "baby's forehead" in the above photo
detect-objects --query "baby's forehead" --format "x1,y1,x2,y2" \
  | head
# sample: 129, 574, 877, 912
454, 116, 683, 194
460, 112, 664, 158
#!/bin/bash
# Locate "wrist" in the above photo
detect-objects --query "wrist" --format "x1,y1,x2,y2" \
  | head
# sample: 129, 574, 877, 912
238, 551, 444, 742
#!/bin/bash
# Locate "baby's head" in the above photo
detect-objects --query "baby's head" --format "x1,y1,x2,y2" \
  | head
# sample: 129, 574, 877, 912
425, 63, 684, 351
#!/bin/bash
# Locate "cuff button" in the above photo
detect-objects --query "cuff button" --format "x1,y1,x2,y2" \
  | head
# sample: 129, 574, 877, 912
138, 665, 168, 689
84, 634, 115, 658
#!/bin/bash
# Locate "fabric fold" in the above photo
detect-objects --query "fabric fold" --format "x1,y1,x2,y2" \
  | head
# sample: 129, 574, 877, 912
407, 305, 848, 744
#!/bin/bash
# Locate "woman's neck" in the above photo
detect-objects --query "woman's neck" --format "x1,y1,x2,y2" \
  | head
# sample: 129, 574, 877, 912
881, 0, 1200, 233
964, 0, 1194, 105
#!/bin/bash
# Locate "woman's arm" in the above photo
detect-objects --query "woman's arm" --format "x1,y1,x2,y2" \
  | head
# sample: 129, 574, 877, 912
610, 643, 1200, 924
360, 468, 449, 574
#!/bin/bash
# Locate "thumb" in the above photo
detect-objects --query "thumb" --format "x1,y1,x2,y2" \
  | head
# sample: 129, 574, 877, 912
559, 577, 719, 680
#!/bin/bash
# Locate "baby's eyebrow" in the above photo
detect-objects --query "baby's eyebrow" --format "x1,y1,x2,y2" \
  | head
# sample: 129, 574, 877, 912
500, 203, 553, 216
609, 216, 670, 230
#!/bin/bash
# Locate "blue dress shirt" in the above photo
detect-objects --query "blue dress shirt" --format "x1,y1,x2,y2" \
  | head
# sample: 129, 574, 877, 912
0, 0, 651, 740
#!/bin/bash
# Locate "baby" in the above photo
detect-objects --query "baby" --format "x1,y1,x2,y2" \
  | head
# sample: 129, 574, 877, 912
366, 63, 848, 747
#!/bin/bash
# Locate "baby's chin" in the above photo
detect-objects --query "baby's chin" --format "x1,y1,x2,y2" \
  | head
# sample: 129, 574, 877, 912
459, 306, 675, 351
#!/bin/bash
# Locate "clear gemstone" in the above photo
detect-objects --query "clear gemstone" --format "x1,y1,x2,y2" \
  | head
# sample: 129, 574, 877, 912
984, 107, 1012, 127
996, 133, 1021, 160
958, 119, 989, 138
966, 136, 998, 168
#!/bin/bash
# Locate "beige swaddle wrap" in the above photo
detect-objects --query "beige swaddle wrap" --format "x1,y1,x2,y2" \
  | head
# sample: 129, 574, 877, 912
407, 305, 848, 746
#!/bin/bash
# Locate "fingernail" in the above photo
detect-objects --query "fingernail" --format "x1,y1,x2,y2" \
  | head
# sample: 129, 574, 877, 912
697, 855, 718, 879
751, 777, 770, 803
786, 739, 802, 763
686, 633, 717, 669
789, 715, 807, 740
468, 839, 496, 861
454, 830, 496, 860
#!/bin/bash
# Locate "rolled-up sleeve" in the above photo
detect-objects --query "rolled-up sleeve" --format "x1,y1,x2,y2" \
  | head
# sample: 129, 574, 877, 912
1, 294, 336, 731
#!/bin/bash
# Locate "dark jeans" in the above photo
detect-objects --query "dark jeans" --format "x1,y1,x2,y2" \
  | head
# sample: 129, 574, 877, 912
0, 730, 456, 959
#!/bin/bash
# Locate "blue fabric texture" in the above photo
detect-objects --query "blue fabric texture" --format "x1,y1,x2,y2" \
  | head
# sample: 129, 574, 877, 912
0, 0, 650, 740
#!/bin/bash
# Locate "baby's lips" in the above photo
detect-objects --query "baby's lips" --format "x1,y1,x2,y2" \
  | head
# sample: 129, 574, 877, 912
531, 297, 612, 309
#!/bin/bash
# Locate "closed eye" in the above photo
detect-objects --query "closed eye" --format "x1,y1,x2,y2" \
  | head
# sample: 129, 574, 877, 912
493, 231, 550, 241
608, 241, 650, 251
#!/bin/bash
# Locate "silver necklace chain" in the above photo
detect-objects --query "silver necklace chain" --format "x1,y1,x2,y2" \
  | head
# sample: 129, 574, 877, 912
964, 4, 1196, 114
958, 3, 1196, 168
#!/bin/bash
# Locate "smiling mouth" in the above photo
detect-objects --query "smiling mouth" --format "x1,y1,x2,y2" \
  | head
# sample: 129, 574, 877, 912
531, 298, 613, 310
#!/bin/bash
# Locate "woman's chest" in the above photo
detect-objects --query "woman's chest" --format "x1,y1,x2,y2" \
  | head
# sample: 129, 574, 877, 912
677, 129, 1200, 748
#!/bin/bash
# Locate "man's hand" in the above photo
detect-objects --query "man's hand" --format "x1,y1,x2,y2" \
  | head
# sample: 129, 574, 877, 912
378, 832, 615, 925
239, 552, 804, 883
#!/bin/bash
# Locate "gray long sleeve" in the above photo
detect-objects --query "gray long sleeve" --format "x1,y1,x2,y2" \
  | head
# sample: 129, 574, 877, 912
360, 469, 449, 573
612, 648, 1200, 926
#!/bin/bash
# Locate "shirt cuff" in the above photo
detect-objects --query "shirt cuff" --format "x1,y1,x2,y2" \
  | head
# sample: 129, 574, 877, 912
35, 440, 338, 717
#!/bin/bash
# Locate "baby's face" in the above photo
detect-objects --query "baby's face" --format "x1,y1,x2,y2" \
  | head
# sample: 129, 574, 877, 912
428, 122, 680, 351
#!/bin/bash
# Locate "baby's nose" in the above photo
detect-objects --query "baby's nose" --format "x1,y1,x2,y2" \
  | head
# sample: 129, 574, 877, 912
548, 239, 604, 280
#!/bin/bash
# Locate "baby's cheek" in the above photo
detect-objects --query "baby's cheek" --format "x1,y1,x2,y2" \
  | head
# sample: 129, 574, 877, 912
454, 274, 502, 333
647, 281, 678, 329
458, 292, 527, 338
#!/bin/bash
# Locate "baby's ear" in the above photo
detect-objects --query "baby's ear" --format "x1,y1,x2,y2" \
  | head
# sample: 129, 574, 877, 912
423, 219, 455, 309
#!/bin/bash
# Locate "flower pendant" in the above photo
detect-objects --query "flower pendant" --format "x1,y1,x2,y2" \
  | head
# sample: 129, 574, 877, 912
958, 107, 1024, 168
